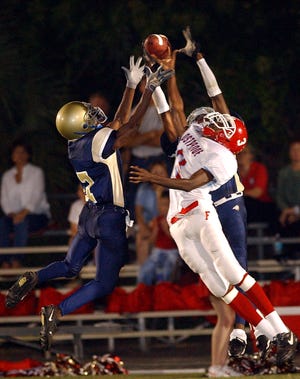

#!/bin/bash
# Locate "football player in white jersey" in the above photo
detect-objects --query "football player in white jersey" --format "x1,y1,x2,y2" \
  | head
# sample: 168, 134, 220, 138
130, 29, 298, 374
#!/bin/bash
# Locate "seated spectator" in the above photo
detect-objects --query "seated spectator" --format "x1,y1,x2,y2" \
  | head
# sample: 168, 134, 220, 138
237, 144, 276, 228
275, 139, 300, 258
138, 190, 179, 285
134, 161, 168, 265
0, 139, 51, 268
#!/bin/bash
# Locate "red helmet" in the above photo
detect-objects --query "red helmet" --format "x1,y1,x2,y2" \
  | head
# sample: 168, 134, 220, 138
202, 112, 248, 154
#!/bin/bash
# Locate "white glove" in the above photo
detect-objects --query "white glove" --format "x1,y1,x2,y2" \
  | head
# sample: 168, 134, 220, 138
144, 65, 174, 92
121, 56, 145, 89
179, 26, 200, 59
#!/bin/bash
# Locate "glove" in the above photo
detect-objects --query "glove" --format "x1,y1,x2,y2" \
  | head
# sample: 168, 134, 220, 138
121, 56, 145, 89
178, 26, 201, 60
144, 66, 174, 92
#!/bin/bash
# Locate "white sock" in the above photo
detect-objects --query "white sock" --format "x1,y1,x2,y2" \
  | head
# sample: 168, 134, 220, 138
265, 310, 289, 334
255, 318, 277, 340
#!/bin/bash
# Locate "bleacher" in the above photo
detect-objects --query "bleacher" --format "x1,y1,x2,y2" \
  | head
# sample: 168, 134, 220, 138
0, 217, 300, 359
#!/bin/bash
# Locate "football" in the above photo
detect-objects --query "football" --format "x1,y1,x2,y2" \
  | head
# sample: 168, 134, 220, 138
143, 34, 171, 60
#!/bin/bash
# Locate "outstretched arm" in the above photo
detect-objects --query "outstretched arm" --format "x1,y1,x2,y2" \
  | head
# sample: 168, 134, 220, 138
152, 49, 187, 138
164, 50, 187, 136
179, 26, 230, 115
114, 66, 174, 149
129, 165, 213, 191
109, 56, 145, 131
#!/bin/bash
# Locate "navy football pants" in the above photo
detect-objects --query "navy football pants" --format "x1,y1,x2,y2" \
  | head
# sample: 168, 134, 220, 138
37, 203, 129, 315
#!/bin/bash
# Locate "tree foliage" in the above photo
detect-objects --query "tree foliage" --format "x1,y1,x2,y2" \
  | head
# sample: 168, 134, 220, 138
0, 0, 299, 192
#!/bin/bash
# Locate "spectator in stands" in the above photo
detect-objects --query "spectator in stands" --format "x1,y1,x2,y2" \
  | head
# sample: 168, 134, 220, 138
0, 139, 51, 268
275, 139, 300, 258
123, 77, 173, 219
138, 190, 179, 285
134, 160, 168, 264
67, 184, 86, 245
237, 143, 276, 228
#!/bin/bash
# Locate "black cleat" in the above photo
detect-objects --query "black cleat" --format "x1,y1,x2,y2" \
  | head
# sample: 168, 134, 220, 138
6, 271, 38, 308
276, 331, 298, 367
229, 337, 247, 357
40, 305, 59, 351
256, 335, 271, 361
228, 329, 247, 357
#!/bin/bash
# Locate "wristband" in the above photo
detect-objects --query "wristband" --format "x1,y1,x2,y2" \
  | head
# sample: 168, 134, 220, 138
152, 87, 170, 114
196, 58, 222, 98
126, 81, 137, 89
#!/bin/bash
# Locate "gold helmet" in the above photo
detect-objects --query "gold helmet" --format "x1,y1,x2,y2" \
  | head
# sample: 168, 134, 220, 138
55, 101, 108, 140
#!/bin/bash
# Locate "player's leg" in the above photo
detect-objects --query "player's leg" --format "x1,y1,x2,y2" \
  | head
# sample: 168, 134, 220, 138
6, 205, 96, 308
223, 285, 298, 367
40, 205, 128, 350
170, 215, 231, 297
6, 233, 96, 308
217, 198, 248, 357
208, 295, 241, 377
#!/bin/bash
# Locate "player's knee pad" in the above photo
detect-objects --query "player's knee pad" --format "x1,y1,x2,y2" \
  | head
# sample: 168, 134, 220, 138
200, 272, 229, 298
237, 273, 256, 291
222, 287, 239, 304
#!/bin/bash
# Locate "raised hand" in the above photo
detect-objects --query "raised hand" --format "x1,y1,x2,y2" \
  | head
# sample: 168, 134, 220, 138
178, 26, 201, 59
121, 56, 145, 89
144, 65, 174, 92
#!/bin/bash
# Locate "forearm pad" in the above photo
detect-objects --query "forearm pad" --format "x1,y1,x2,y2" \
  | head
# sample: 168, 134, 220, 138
196, 58, 222, 98
152, 87, 170, 114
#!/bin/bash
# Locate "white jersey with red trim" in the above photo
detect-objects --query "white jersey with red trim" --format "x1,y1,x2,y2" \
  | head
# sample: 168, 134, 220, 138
166, 124, 247, 297
167, 124, 237, 223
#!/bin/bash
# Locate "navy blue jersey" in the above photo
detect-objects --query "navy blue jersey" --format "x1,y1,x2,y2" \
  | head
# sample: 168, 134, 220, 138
36, 127, 129, 316
68, 128, 125, 207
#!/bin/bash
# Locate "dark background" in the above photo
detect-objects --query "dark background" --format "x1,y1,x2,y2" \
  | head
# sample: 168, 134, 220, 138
0, 0, 299, 195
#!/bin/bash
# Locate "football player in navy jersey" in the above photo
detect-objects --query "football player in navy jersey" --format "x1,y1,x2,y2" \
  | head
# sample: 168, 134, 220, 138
130, 28, 298, 375
5, 56, 174, 351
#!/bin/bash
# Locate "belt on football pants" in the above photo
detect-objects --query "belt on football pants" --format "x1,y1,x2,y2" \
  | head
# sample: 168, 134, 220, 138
213, 191, 243, 207
170, 201, 199, 224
